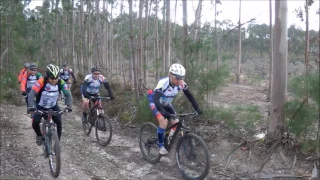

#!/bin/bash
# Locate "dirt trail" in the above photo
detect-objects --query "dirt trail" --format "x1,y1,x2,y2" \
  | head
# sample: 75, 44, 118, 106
1, 82, 315, 180
1, 102, 207, 180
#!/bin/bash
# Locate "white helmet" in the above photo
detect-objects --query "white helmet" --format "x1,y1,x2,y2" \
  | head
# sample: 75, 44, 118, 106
169, 63, 186, 79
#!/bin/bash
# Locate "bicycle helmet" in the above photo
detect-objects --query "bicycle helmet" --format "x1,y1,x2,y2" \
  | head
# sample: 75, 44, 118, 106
63, 63, 69, 67
29, 63, 38, 71
24, 63, 30, 68
46, 64, 60, 78
169, 63, 186, 80
91, 66, 101, 73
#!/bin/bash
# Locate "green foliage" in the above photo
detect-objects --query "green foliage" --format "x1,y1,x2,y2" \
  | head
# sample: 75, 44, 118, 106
203, 105, 262, 134
286, 100, 318, 137
286, 71, 319, 138
0, 72, 20, 104
135, 96, 154, 123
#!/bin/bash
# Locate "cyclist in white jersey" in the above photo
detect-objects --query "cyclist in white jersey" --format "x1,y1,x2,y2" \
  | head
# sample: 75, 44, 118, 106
60, 63, 77, 101
27, 64, 73, 146
81, 66, 114, 122
147, 63, 202, 155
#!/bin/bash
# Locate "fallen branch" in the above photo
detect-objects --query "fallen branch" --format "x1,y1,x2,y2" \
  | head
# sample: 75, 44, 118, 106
0, 165, 18, 174
226, 138, 261, 169
258, 173, 303, 179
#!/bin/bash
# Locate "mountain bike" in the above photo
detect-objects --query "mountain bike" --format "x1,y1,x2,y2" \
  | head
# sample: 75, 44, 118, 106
82, 96, 112, 146
33, 108, 69, 178
139, 112, 211, 180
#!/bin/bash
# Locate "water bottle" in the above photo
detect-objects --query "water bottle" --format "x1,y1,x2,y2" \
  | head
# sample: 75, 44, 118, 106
167, 129, 175, 145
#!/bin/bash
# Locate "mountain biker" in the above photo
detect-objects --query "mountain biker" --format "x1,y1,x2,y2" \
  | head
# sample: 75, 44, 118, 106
27, 64, 73, 146
60, 63, 77, 101
20, 63, 43, 108
81, 66, 114, 122
147, 63, 202, 155
18, 62, 30, 84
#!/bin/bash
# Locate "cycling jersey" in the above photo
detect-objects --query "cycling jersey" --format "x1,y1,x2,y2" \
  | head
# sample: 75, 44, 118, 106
59, 68, 76, 82
81, 74, 114, 99
83, 74, 107, 94
148, 76, 200, 119
28, 78, 72, 109
153, 76, 187, 105
20, 72, 43, 92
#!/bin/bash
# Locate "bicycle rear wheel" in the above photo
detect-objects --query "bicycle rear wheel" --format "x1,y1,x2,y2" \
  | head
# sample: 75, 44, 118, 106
139, 122, 161, 164
175, 133, 210, 180
48, 130, 61, 178
95, 114, 112, 146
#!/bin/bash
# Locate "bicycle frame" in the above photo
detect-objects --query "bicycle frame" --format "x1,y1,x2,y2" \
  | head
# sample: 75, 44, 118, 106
164, 113, 197, 152
88, 97, 110, 116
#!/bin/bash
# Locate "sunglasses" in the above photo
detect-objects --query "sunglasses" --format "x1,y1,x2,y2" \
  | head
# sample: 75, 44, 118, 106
173, 75, 184, 80
93, 73, 100, 75
49, 77, 59, 80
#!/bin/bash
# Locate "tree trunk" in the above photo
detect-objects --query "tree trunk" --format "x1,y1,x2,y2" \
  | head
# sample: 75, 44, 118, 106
267, 0, 273, 101
128, 0, 139, 101
143, 0, 149, 85
110, 6, 114, 74
267, 0, 288, 141
182, 0, 188, 68
154, 0, 160, 81
236, 0, 242, 84
172, 0, 178, 61
165, 0, 171, 70
215, 0, 220, 69
304, 0, 310, 104
138, 0, 144, 89
161, 0, 166, 74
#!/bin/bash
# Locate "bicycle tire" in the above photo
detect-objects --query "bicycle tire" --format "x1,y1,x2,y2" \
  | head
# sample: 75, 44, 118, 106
83, 116, 92, 136
95, 114, 112, 146
48, 130, 61, 178
175, 133, 211, 180
41, 122, 49, 157
139, 122, 161, 164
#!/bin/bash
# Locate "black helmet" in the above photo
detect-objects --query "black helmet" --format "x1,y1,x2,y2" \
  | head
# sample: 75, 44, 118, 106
46, 64, 60, 78
63, 63, 69, 67
24, 63, 30, 68
29, 63, 38, 71
91, 66, 101, 73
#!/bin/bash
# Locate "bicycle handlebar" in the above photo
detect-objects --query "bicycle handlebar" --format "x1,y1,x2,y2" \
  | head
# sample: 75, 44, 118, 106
90, 96, 111, 101
33, 108, 69, 116
172, 112, 198, 118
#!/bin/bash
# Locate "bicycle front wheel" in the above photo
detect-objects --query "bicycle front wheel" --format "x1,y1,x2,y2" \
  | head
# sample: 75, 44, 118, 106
95, 114, 112, 146
139, 122, 161, 164
83, 116, 92, 136
175, 133, 211, 180
48, 130, 61, 178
